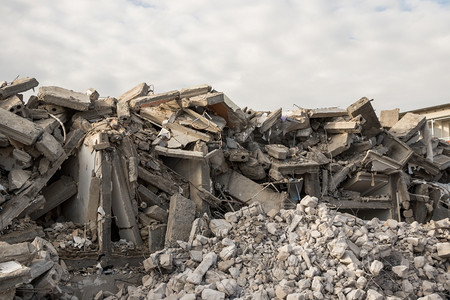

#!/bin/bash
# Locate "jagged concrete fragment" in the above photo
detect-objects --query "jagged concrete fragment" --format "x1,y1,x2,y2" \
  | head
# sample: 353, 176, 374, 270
165, 194, 196, 247
111, 152, 143, 246
389, 113, 427, 141
308, 107, 347, 118
0, 261, 31, 291
144, 205, 168, 223
149, 224, 167, 253
260, 108, 282, 133
0, 107, 44, 145
216, 170, 286, 213
8, 169, 31, 191
380, 108, 399, 129
38, 86, 91, 111
0, 95, 24, 114
35, 132, 64, 162
324, 121, 361, 133
118, 82, 149, 102
180, 84, 212, 99
0, 242, 36, 265
265, 144, 289, 160
326, 133, 352, 157
0, 77, 39, 99
30, 176, 77, 220
347, 97, 381, 137
183, 92, 224, 108
130, 90, 179, 110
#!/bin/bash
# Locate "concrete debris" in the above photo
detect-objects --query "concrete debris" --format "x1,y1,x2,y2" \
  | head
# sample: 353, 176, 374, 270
0, 77, 448, 298
111, 200, 449, 299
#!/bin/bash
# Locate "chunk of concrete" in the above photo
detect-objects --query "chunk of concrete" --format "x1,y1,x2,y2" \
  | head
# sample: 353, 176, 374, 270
0, 77, 39, 99
0, 107, 44, 145
326, 133, 352, 158
144, 205, 168, 223
8, 169, 31, 191
436, 242, 450, 258
379, 108, 399, 129
165, 194, 196, 247
265, 144, 290, 160
35, 132, 64, 162
38, 86, 91, 111
389, 112, 427, 141
347, 97, 381, 137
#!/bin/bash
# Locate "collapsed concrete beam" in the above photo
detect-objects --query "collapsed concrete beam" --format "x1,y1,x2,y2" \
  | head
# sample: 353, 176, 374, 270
35, 132, 64, 162
0, 261, 31, 291
38, 86, 91, 111
111, 151, 143, 246
308, 107, 348, 118
260, 108, 282, 133
118, 82, 149, 102
0, 77, 39, 99
138, 166, 179, 195
182, 92, 224, 108
215, 170, 286, 213
347, 97, 381, 138
0, 242, 36, 265
180, 84, 212, 99
129, 90, 179, 110
362, 150, 403, 174
155, 145, 205, 160
137, 184, 167, 210
0, 107, 44, 145
389, 112, 427, 141
326, 133, 352, 158
271, 157, 320, 175
344, 171, 390, 196
165, 194, 195, 247
324, 121, 361, 134
30, 176, 77, 220
265, 144, 290, 160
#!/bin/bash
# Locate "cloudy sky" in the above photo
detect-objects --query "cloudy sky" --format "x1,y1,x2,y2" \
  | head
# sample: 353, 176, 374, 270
1, 0, 449, 114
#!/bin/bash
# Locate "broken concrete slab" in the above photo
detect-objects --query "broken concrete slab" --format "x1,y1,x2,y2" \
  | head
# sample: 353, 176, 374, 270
30, 176, 77, 220
308, 107, 348, 118
180, 84, 212, 99
165, 194, 196, 247
117, 82, 149, 102
324, 121, 361, 134
215, 170, 286, 213
379, 108, 399, 129
38, 86, 91, 111
260, 108, 282, 133
35, 132, 64, 162
155, 145, 205, 160
8, 169, 31, 191
143, 205, 168, 223
389, 112, 427, 141
183, 92, 224, 108
130, 90, 180, 110
347, 97, 381, 138
265, 144, 290, 160
0, 107, 44, 145
326, 133, 352, 158
0, 77, 39, 99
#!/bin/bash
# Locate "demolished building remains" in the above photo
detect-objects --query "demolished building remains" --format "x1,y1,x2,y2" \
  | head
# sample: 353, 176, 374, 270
0, 77, 448, 299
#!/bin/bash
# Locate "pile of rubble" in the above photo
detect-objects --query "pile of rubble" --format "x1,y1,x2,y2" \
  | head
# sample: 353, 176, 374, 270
0, 235, 69, 299
112, 197, 449, 299
0, 77, 449, 298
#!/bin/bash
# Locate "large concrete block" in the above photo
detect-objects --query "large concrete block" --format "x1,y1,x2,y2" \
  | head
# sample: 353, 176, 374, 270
347, 97, 381, 138
165, 194, 195, 247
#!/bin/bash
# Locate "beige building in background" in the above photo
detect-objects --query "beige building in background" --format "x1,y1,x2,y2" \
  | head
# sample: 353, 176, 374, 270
404, 103, 450, 143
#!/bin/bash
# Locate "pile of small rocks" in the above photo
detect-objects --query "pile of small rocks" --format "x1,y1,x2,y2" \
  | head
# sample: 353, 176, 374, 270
107, 197, 448, 300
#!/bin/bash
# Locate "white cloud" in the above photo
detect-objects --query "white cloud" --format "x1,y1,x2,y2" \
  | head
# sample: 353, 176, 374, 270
1, 0, 449, 114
